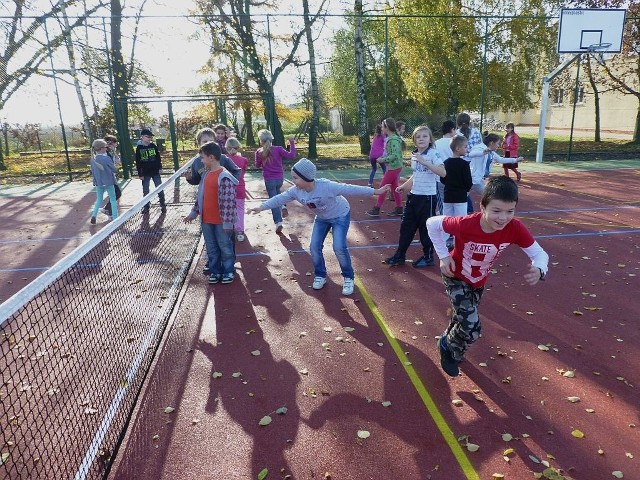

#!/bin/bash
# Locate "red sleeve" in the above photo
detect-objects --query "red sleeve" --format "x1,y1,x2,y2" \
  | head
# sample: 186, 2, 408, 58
511, 218, 535, 248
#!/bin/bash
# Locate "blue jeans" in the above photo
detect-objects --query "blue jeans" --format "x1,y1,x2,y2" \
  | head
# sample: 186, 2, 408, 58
201, 223, 236, 275
310, 212, 353, 280
368, 159, 387, 186
142, 173, 166, 208
264, 178, 283, 224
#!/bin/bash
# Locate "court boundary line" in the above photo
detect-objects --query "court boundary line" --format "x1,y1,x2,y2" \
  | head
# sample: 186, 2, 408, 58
355, 277, 480, 480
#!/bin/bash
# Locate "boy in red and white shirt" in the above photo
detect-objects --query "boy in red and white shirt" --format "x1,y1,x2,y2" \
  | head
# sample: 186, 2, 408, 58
426, 176, 548, 377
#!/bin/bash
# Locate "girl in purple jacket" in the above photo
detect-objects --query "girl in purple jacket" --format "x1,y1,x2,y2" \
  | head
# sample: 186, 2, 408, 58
255, 129, 297, 233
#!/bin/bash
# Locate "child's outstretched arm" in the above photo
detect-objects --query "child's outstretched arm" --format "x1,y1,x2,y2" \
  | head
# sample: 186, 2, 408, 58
522, 241, 549, 285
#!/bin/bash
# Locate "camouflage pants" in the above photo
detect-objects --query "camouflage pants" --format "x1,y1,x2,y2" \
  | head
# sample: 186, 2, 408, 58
442, 275, 485, 362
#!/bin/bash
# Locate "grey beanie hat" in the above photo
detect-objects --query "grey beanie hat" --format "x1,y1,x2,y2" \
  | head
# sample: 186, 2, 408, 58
292, 158, 316, 182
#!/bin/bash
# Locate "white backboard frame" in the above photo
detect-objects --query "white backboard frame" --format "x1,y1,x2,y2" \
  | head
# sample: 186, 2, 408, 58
558, 8, 626, 54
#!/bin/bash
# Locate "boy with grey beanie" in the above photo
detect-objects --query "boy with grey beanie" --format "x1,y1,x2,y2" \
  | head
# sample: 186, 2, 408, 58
248, 158, 390, 295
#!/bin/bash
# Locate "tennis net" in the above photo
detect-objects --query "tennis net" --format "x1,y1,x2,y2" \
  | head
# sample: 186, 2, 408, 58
0, 164, 201, 479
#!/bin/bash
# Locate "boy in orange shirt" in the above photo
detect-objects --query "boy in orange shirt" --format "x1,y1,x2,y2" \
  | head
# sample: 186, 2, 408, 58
184, 142, 239, 284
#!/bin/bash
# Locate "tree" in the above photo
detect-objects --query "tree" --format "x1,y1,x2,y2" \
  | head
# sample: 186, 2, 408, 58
302, 0, 328, 159
593, 2, 640, 142
195, 0, 321, 146
0, 0, 105, 169
354, 0, 370, 154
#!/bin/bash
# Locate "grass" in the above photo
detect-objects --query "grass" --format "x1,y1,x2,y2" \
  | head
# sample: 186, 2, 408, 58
1, 133, 639, 180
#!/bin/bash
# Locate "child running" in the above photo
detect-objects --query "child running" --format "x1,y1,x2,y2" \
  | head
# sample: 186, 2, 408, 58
501, 123, 522, 181
467, 133, 521, 205
248, 158, 390, 296
183, 142, 239, 284
366, 118, 404, 217
426, 176, 549, 377
384, 125, 445, 268
225, 137, 249, 242
255, 129, 297, 233
89, 139, 119, 224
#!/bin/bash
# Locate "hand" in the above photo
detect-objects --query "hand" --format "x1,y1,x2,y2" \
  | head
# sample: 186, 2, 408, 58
287, 136, 295, 143
182, 216, 194, 224
439, 256, 455, 277
247, 207, 261, 214
516, 156, 524, 162
373, 184, 390, 195
139, 176, 144, 181
395, 185, 404, 194
376, 157, 386, 164
483, 148, 491, 155
523, 264, 543, 286
184, 170, 193, 180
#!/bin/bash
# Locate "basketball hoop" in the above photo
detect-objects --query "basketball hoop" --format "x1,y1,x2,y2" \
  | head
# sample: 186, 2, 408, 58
587, 42, 612, 66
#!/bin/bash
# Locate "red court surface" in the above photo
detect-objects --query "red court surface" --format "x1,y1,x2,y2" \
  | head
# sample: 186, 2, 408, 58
2, 165, 639, 479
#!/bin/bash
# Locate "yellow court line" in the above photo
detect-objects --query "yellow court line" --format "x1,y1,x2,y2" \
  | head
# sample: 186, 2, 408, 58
355, 277, 480, 480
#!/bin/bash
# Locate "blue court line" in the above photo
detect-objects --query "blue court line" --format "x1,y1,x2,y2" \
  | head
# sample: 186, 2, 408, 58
3, 227, 639, 273
0, 235, 90, 245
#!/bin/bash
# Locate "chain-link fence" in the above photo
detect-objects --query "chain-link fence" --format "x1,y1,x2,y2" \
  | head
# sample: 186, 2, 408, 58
1, 7, 639, 181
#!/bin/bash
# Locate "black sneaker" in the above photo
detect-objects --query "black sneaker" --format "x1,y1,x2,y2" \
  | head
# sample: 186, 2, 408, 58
387, 206, 404, 216
90, 216, 96, 225
221, 273, 235, 284
208, 274, 221, 284
413, 256, 435, 268
438, 337, 460, 377
383, 255, 405, 266
365, 207, 380, 217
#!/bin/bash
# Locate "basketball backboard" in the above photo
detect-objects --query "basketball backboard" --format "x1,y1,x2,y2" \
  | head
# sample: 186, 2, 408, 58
557, 8, 626, 54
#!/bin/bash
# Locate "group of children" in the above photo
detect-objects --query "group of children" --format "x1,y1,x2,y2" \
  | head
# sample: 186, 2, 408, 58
90, 116, 546, 378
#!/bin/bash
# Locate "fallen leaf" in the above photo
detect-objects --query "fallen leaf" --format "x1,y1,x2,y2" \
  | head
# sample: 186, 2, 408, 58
212, 371, 223, 378
344, 327, 355, 332
612, 472, 624, 479
163, 407, 175, 414
502, 433, 513, 442
538, 344, 550, 351
299, 368, 309, 375
567, 396, 580, 403
258, 468, 268, 480
276, 407, 288, 415
571, 429, 585, 438
357, 430, 370, 439
254, 290, 263, 294
323, 327, 333, 332
466, 443, 480, 452
563, 371, 576, 378
452, 399, 464, 407
259, 416, 272, 426
381, 401, 392, 407
251, 350, 261, 356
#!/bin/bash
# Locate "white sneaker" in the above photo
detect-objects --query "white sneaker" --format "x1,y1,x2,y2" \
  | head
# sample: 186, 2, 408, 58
99, 208, 108, 216
236, 233, 245, 242
342, 277, 355, 296
312, 276, 327, 290
275, 222, 283, 234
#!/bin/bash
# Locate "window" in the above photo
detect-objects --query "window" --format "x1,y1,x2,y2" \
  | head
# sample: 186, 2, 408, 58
573, 86, 586, 104
552, 88, 564, 105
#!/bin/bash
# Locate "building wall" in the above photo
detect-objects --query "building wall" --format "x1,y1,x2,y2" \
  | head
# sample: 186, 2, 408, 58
491, 60, 638, 133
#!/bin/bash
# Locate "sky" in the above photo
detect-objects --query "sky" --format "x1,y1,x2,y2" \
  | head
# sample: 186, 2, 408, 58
5, 0, 345, 126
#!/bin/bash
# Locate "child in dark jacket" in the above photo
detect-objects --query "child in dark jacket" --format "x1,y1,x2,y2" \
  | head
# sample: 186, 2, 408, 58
135, 128, 166, 213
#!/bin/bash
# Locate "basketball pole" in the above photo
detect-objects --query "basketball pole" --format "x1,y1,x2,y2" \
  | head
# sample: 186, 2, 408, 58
536, 54, 581, 163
